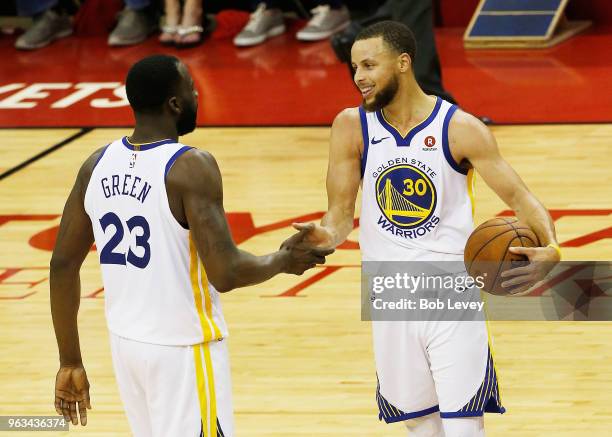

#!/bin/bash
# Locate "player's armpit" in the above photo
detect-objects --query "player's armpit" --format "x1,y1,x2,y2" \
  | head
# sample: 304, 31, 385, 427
319, 108, 362, 247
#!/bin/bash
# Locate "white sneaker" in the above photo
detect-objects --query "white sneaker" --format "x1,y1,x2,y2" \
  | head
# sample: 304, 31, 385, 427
233, 3, 286, 47
296, 5, 350, 42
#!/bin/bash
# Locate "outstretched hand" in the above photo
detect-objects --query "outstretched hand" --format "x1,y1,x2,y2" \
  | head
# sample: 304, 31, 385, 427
54, 365, 91, 426
280, 225, 335, 275
292, 222, 335, 249
500, 245, 560, 296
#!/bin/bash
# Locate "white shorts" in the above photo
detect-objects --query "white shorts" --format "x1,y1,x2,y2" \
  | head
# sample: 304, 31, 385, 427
109, 332, 234, 436
373, 319, 505, 423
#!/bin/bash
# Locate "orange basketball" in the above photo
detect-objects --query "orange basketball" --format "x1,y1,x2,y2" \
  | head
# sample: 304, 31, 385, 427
464, 217, 540, 295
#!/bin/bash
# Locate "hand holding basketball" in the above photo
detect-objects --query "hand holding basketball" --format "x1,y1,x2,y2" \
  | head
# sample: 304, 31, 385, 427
500, 245, 561, 295
465, 218, 561, 296
465, 217, 538, 295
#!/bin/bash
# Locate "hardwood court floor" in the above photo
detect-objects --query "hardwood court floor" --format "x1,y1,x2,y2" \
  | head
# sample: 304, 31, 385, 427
0, 125, 611, 436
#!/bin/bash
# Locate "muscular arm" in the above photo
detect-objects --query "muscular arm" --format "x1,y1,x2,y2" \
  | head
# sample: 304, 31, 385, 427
50, 149, 101, 366
304, 108, 362, 248
449, 110, 559, 253
168, 149, 326, 292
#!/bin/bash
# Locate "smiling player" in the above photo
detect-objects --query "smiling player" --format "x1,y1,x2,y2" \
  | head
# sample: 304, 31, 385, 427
294, 21, 561, 436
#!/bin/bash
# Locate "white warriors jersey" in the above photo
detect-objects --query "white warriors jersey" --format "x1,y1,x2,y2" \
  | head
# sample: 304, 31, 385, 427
359, 97, 475, 262
84, 137, 228, 346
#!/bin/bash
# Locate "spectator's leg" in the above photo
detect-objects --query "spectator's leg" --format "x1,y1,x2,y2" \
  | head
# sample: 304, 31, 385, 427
323, 0, 344, 9
160, 0, 180, 44
389, 0, 456, 103
15, 0, 72, 50
124, 0, 151, 10
253, 1, 286, 10
176, 0, 204, 47
181, 0, 203, 27
296, 0, 349, 41
57, 0, 78, 15
234, 0, 285, 46
164, 0, 180, 26
108, 0, 157, 46
16, 0, 58, 16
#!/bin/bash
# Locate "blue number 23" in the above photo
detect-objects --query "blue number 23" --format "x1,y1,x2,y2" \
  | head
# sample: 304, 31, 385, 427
99, 212, 151, 269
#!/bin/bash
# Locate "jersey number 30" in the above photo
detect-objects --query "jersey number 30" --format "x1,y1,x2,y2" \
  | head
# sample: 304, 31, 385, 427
99, 212, 151, 268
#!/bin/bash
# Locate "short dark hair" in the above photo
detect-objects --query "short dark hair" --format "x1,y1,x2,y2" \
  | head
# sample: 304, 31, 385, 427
126, 55, 181, 112
355, 21, 417, 62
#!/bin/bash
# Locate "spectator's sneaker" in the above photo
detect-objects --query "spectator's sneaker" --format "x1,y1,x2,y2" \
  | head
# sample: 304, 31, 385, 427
15, 9, 72, 50
108, 8, 156, 47
233, 3, 285, 47
296, 5, 350, 41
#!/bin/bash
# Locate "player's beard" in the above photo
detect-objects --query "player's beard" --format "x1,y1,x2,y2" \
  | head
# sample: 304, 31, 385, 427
363, 74, 399, 112
176, 101, 197, 136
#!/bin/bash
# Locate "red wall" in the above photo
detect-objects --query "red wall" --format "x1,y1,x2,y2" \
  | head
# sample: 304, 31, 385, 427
437, 0, 612, 27
437, 0, 479, 27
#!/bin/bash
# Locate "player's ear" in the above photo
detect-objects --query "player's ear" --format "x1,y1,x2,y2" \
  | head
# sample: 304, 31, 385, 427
398, 53, 411, 73
168, 96, 181, 115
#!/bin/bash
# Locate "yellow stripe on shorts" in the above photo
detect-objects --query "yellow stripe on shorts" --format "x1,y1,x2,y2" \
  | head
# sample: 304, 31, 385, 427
194, 343, 218, 437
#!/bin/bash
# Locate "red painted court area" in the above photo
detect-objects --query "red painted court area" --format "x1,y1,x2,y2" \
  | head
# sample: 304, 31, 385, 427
1, 23, 611, 127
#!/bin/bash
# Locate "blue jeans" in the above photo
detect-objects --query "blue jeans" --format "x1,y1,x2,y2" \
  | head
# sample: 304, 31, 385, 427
124, 0, 151, 10
251, 0, 344, 9
17, 0, 151, 16
16, 0, 57, 16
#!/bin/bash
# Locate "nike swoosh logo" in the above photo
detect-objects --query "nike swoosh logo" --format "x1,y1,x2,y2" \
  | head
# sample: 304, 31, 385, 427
371, 137, 389, 144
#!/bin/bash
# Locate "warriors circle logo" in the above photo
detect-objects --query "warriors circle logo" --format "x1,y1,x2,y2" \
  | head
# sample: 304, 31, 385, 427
375, 164, 437, 229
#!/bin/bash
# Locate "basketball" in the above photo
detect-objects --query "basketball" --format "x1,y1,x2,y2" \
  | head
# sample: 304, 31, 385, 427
464, 217, 540, 295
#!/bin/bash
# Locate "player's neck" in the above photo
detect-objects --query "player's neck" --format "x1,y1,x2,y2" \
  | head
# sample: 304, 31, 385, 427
130, 117, 179, 144
382, 85, 435, 133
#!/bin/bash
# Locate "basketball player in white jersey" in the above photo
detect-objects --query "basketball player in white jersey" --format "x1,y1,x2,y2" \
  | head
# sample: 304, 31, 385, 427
294, 22, 561, 436
49, 55, 333, 436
